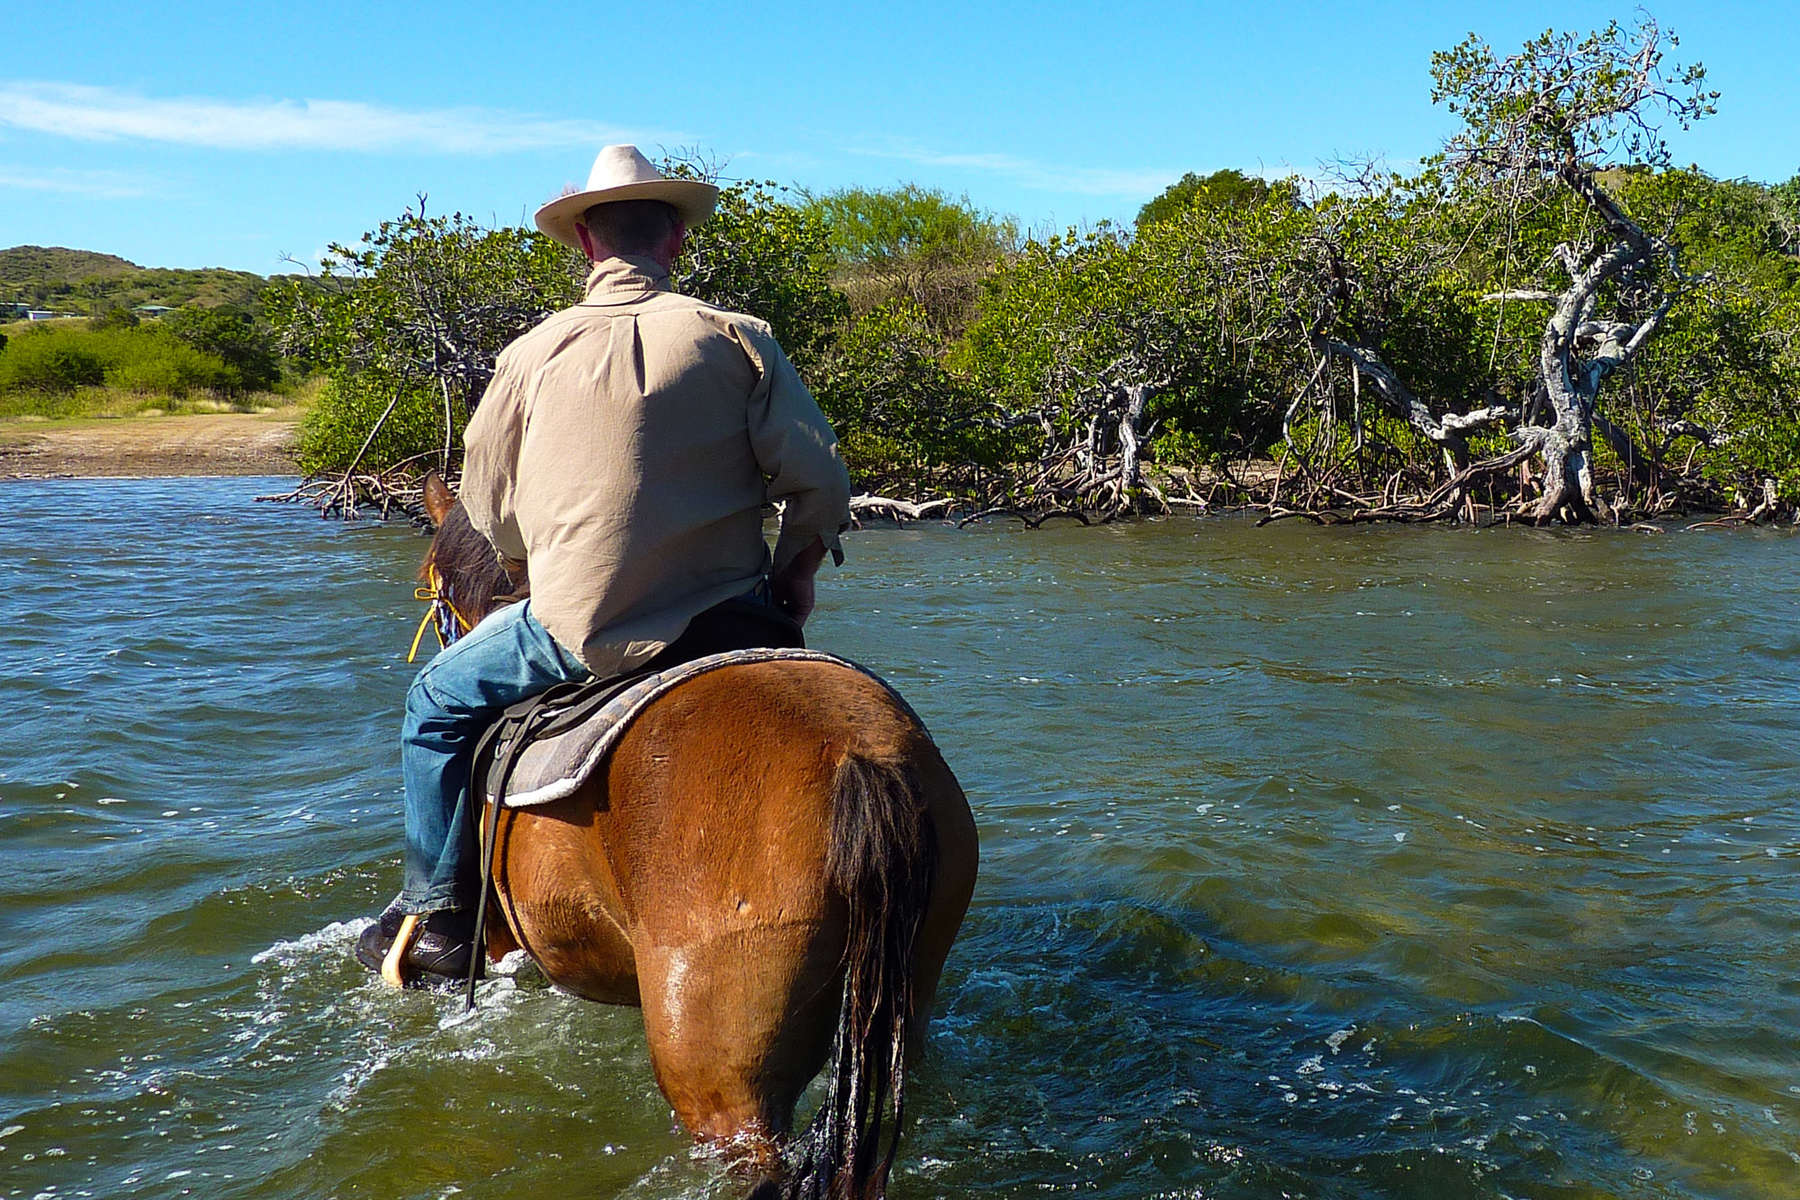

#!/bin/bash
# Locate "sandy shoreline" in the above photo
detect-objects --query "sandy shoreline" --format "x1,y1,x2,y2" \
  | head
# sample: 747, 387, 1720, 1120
0, 412, 299, 478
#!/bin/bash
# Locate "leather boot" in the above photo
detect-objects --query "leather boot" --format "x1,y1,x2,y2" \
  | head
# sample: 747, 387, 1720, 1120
354, 897, 479, 984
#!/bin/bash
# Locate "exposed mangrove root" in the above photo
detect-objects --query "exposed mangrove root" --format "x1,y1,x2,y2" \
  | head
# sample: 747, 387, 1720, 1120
849, 494, 957, 523
256, 457, 441, 523
257, 451, 1787, 535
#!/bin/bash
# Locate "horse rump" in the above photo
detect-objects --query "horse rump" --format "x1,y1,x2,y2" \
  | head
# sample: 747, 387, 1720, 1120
776, 753, 938, 1200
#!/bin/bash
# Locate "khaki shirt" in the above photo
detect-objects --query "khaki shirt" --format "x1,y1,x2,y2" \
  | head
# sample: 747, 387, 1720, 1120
461, 255, 851, 675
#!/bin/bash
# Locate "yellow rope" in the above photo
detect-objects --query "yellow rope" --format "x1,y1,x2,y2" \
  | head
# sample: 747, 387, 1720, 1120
406, 602, 437, 663
407, 567, 473, 663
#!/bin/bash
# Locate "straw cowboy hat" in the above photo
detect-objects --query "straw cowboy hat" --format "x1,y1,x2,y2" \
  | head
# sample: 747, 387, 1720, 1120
534, 145, 719, 251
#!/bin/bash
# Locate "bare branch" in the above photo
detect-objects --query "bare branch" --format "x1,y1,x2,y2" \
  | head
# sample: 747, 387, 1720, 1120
1480, 290, 1559, 302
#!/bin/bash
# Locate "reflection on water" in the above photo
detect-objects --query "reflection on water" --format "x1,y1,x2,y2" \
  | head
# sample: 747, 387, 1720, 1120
2, 479, 1796, 1199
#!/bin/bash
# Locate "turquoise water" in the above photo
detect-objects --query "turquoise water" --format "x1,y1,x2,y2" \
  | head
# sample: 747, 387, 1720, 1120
2, 477, 1797, 1199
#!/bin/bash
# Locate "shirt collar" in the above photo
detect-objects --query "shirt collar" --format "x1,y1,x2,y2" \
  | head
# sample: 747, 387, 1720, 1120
582, 254, 673, 302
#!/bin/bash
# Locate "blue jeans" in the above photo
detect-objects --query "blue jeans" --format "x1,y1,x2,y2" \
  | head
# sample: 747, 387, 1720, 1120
399, 600, 591, 913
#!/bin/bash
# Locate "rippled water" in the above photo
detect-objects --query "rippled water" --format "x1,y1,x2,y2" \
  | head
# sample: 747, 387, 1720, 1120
3, 477, 1797, 1200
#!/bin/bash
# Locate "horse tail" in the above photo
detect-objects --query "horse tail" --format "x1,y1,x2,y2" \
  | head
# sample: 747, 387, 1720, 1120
780, 753, 939, 1200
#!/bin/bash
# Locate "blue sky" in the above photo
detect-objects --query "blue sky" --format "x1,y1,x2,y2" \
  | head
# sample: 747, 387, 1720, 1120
3, 0, 1795, 273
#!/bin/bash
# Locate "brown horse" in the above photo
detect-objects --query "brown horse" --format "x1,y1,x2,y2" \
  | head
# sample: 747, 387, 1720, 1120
412, 475, 977, 1198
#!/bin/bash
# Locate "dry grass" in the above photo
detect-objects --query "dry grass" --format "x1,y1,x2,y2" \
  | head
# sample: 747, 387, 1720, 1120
0, 377, 319, 424
0, 317, 88, 336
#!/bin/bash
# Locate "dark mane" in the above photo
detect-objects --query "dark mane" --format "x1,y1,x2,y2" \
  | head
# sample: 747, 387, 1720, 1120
422, 502, 526, 626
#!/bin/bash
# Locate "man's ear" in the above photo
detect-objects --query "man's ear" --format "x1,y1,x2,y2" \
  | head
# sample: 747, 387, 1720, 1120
574, 221, 599, 263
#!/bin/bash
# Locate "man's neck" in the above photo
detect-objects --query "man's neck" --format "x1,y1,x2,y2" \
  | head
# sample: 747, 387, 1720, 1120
584, 255, 673, 296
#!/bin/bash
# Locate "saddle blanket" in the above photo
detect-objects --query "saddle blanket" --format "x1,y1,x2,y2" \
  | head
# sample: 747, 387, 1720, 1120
484, 648, 915, 809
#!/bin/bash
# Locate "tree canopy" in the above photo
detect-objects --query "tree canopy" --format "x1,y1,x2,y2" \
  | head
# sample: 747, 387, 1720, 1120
675, 178, 847, 368
1135, 169, 1288, 228
803, 186, 1016, 334
246, 14, 1800, 526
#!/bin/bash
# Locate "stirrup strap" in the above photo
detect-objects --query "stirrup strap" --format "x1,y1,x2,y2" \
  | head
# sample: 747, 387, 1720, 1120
462, 682, 594, 1010
466, 777, 509, 1010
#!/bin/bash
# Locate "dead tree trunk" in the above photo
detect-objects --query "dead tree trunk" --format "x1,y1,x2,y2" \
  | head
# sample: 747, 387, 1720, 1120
1116, 381, 1152, 500
1024, 336, 1171, 519
1517, 169, 1688, 522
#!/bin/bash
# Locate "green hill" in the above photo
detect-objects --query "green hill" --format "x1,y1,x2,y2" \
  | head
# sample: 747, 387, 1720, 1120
0, 245, 139, 284
0, 245, 268, 314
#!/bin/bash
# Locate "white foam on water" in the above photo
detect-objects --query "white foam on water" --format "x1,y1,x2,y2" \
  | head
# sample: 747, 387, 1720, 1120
251, 919, 368, 966
487, 949, 534, 977
437, 977, 527, 1032
327, 1049, 395, 1110
615, 1150, 725, 1200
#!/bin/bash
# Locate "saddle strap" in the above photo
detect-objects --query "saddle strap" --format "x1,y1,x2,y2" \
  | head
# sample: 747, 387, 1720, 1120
461, 671, 650, 1009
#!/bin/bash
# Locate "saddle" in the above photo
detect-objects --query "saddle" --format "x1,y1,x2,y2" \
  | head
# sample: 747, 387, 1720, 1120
472, 646, 874, 810
470, 594, 806, 811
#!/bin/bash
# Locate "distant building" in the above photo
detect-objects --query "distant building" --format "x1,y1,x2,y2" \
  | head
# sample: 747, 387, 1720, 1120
134, 304, 176, 318
27, 310, 55, 321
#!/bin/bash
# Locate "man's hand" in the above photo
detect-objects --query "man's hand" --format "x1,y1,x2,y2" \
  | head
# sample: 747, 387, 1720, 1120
772, 574, 816, 626
771, 535, 827, 627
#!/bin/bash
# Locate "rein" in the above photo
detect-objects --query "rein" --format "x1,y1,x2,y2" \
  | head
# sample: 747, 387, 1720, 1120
407, 565, 473, 662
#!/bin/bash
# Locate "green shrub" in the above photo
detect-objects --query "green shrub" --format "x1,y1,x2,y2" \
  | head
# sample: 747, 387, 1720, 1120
0, 387, 85, 419
106, 354, 217, 396
164, 305, 281, 391
296, 374, 459, 474
88, 307, 140, 331
0, 324, 238, 397
0, 334, 107, 391
813, 299, 1021, 478
104, 335, 238, 395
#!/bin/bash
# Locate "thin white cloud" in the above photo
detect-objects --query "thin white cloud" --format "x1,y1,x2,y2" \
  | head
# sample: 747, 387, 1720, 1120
0, 82, 668, 154
724, 147, 823, 173
848, 142, 1178, 199
0, 165, 147, 197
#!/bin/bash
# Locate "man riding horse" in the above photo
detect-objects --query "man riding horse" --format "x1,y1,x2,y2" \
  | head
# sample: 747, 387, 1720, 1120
356, 145, 854, 982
